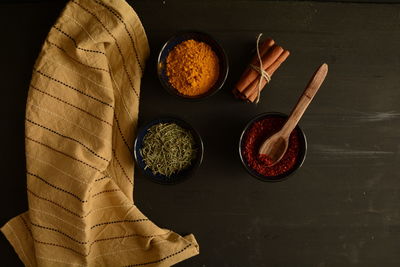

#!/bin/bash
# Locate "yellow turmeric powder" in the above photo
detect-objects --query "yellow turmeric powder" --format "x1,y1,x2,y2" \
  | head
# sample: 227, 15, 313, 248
166, 39, 219, 96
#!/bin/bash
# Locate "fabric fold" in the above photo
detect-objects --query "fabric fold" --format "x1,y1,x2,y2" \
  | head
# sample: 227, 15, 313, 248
1, 0, 199, 266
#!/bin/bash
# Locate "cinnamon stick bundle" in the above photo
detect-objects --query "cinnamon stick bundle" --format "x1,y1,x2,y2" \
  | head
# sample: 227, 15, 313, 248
233, 38, 290, 103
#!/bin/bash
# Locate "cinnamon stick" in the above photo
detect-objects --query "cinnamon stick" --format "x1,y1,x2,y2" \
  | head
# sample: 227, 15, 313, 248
242, 48, 288, 99
235, 42, 280, 93
265, 50, 290, 76
233, 36, 290, 103
232, 88, 245, 99
247, 50, 290, 102
233, 39, 274, 99
235, 39, 274, 88
243, 74, 268, 99
247, 39, 275, 67
233, 40, 273, 99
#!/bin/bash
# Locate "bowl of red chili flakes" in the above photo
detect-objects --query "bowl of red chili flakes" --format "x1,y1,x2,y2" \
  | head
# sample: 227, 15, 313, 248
239, 112, 307, 182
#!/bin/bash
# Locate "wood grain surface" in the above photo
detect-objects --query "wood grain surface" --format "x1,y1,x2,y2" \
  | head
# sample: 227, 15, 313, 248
1, 1, 399, 266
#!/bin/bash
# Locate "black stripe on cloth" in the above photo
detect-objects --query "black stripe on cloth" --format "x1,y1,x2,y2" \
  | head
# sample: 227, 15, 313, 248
72, 0, 140, 98
32, 219, 166, 246
27, 171, 87, 203
90, 219, 149, 230
28, 188, 133, 220
113, 113, 133, 154
91, 189, 120, 198
26, 136, 102, 173
21, 216, 86, 256
94, 175, 110, 182
112, 149, 133, 185
34, 68, 114, 109
30, 84, 113, 126
30, 220, 87, 244
48, 40, 110, 73
22, 216, 169, 258
93, 0, 144, 74
27, 188, 83, 218
52, 25, 105, 55
123, 244, 193, 267
26, 118, 110, 162
86, 231, 170, 256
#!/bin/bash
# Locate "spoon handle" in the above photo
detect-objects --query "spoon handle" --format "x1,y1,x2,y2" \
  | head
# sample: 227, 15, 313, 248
281, 63, 328, 137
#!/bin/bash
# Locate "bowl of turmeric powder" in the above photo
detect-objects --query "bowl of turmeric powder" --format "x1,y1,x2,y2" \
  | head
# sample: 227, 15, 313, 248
157, 31, 229, 100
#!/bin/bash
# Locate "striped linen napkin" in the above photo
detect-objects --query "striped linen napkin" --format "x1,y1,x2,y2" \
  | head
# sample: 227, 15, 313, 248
1, 0, 199, 266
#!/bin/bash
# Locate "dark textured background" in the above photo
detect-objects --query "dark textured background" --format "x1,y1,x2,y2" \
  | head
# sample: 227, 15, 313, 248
1, 1, 400, 266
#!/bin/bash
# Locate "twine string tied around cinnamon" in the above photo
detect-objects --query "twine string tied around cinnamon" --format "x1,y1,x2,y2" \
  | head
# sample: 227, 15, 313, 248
249, 33, 272, 104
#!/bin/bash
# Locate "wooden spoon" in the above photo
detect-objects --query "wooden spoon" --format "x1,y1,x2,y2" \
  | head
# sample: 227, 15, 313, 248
258, 63, 328, 166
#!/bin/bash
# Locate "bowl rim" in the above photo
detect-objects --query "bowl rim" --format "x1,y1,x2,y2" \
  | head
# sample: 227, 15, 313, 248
133, 115, 204, 185
157, 30, 229, 101
238, 112, 308, 182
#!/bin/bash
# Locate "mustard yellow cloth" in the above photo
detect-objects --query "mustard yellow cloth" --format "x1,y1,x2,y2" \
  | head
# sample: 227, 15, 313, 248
1, 0, 199, 266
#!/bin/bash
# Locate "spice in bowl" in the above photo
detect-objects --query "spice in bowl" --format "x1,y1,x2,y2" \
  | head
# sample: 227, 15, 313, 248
166, 39, 219, 96
241, 116, 302, 177
233, 36, 290, 103
140, 122, 197, 177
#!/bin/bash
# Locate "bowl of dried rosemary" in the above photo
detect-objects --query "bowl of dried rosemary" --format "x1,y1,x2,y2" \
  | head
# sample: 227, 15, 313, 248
133, 116, 204, 184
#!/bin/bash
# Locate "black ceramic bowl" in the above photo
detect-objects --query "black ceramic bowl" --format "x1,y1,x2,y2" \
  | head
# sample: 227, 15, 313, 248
239, 112, 307, 182
134, 116, 204, 185
157, 31, 229, 100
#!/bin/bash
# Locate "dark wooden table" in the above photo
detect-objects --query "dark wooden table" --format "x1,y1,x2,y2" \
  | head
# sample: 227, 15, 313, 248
1, 1, 400, 266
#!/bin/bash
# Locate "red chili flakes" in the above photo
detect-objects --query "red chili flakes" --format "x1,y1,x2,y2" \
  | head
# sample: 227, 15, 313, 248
242, 117, 301, 177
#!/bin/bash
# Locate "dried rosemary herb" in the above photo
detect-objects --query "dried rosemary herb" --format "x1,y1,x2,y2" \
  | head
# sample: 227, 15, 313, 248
140, 123, 197, 177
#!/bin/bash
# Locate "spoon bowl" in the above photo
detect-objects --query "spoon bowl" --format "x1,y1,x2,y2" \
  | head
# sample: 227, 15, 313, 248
258, 134, 288, 166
